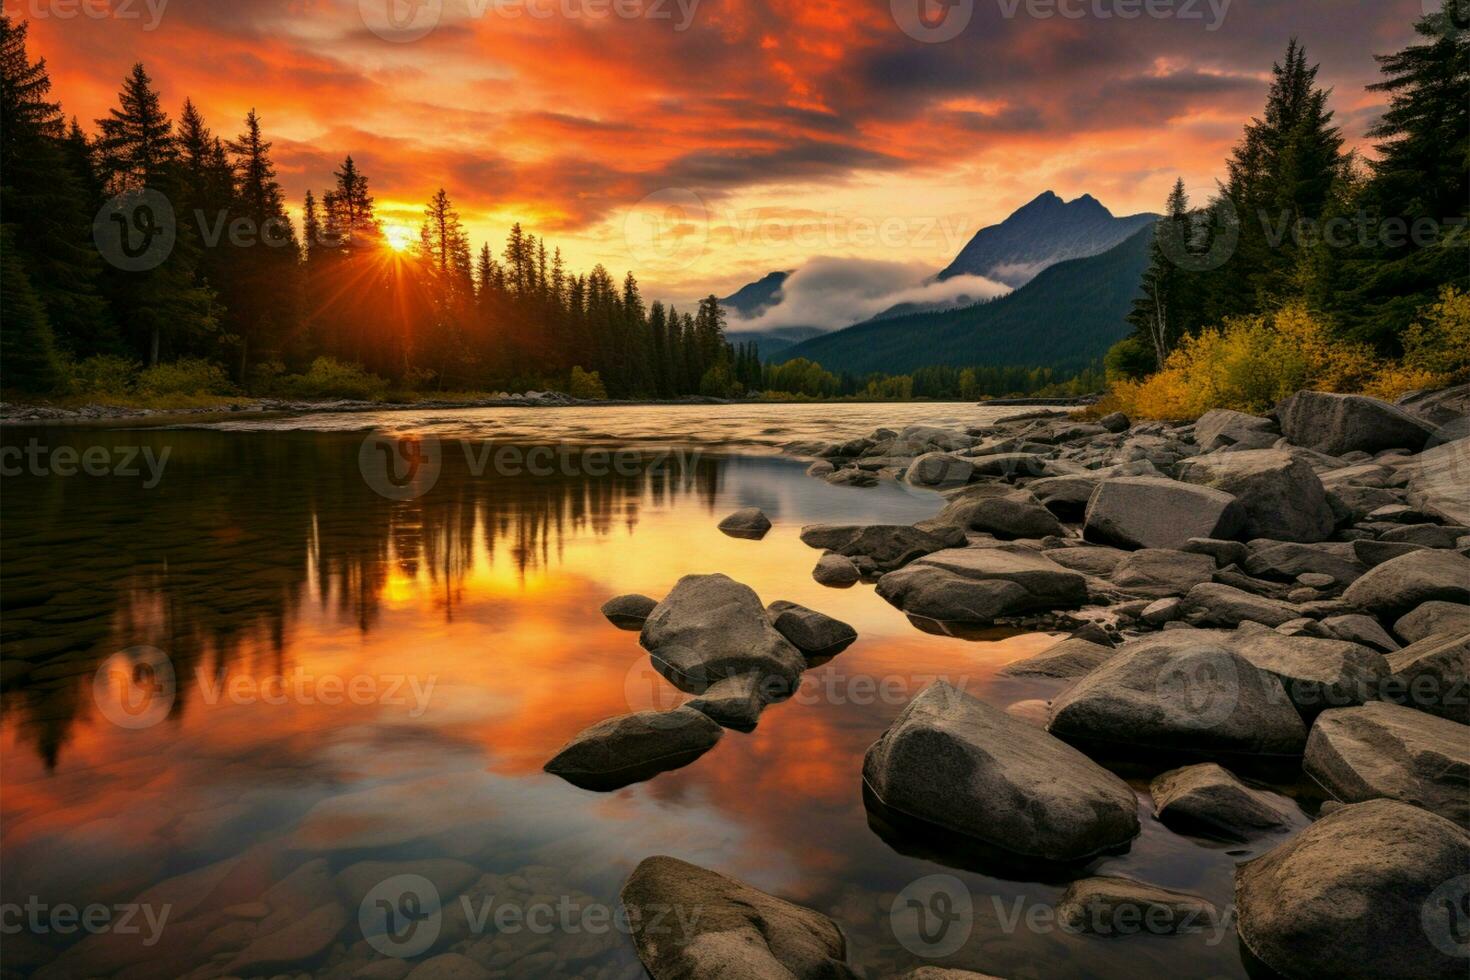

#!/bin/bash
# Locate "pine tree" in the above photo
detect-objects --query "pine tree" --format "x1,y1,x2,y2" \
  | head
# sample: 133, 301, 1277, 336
95, 63, 176, 191
0, 225, 62, 392
1127, 179, 1191, 367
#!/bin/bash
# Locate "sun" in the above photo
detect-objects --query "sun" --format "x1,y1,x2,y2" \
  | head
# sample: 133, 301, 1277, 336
384, 223, 414, 252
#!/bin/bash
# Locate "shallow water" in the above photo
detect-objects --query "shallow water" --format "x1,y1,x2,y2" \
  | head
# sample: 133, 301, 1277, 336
1, 407, 1307, 978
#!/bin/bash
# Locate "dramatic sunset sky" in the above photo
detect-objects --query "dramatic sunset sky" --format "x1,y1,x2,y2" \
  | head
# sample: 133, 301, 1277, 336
22, 0, 1428, 305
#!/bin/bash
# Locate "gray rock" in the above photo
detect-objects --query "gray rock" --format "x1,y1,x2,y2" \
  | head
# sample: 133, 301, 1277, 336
1084, 477, 1245, 551
876, 547, 1087, 624
1234, 799, 1470, 980
620, 856, 854, 980
1397, 383, 1470, 427
799, 523, 966, 574
1385, 631, 1470, 724
968, 452, 1048, 478
1047, 633, 1308, 756
805, 459, 835, 478
926, 487, 1064, 539
1406, 435, 1470, 526
1149, 763, 1291, 840
1322, 614, 1401, 653
1243, 541, 1365, 586
1095, 411, 1130, 432
1226, 631, 1390, 718
641, 574, 807, 692
767, 601, 857, 658
601, 593, 658, 629
812, 553, 861, 587
1305, 701, 1469, 826
1329, 484, 1408, 523
717, 507, 772, 539
1183, 537, 1250, 568
903, 452, 977, 490
1342, 549, 1470, 618
1109, 549, 1217, 598
889, 424, 974, 455
1056, 877, 1221, 936
1278, 390, 1437, 456
864, 681, 1139, 861
1043, 544, 1129, 576
1028, 475, 1100, 520
1351, 537, 1428, 567
825, 467, 878, 487
1380, 523, 1469, 548
685, 673, 774, 732
544, 708, 723, 790
1141, 597, 1182, 626
1178, 583, 1301, 628
1193, 409, 1279, 452
1275, 617, 1335, 638
1396, 602, 1470, 644
1178, 449, 1335, 543
997, 636, 1118, 679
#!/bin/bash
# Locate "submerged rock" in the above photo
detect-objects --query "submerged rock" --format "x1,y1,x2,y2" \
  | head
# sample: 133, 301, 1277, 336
1056, 877, 1221, 937
863, 681, 1139, 862
716, 507, 772, 539
1149, 763, 1291, 840
1047, 633, 1308, 757
1084, 477, 1245, 551
876, 547, 1087, 624
1234, 799, 1469, 980
640, 573, 807, 692
620, 856, 854, 980
1178, 449, 1335, 543
1277, 390, 1437, 456
1304, 701, 1470, 826
601, 593, 658, 630
543, 708, 723, 791
812, 552, 861, 587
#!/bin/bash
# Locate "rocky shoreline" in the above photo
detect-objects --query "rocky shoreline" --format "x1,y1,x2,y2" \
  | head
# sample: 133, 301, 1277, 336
556, 385, 1468, 979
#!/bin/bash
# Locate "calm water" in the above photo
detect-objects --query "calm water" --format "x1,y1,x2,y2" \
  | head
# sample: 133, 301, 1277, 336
1, 406, 1306, 979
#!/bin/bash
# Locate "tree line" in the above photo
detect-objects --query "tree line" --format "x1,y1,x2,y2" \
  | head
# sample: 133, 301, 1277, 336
0, 13, 757, 400
1120, 5, 1468, 378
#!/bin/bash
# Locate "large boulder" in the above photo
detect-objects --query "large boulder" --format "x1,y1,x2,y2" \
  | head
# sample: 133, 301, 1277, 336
1108, 549, 1217, 598
1386, 631, 1470, 724
1406, 435, 1470, 526
863, 681, 1139, 862
1341, 549, 1470, 618
767, 601, 857, 658
903, 452, 976, 490
640, 574, 807, 693
543, 708, 723, 791
620, 856, 855, 980
1047, 633, 1308, 757
798, 524, 966, 574
875, 547, 1087, 624
1178, 449, 1335, 542
1225, 630, 1391, 718
1027, 475, 1100, 520
1149, 763, 1291, 840
1243, 541, 1366, 587
1178, 582, 1301, 628
1397, 383, 1470, 427
812, 553, 861, 587
1277, 390, 1437, 456
1235, 800, 1470, 980
1395, 601, 1470, 644
1084, 477, 1245, 551
1193, 409, 1280, 452
997, 636, 1118, 679
1304, 702, 1468, 827
1042, 544, 1129, 577
1056, 877, 1221, 937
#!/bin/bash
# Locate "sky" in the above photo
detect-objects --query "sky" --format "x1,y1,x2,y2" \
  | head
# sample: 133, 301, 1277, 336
18, 0, 1431, 307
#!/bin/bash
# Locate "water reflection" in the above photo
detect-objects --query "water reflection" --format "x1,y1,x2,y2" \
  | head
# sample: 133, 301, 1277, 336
1, 426, 1297, 979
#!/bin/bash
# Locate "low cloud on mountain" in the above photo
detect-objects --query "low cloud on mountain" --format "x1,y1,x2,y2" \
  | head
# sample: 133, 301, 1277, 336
733, 257, 1010, 333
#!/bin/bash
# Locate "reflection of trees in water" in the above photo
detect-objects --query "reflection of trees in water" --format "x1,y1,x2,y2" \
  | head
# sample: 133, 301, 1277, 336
0, 431, 723, 768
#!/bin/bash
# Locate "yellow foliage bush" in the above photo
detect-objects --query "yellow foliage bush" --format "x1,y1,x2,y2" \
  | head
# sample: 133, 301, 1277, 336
1111, 291, 1465, 420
